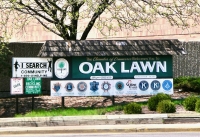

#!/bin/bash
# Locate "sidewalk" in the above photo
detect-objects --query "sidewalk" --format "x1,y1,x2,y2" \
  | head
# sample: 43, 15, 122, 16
1, 113, 200, 134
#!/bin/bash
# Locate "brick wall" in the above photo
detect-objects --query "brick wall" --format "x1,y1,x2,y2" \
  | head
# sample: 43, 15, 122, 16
7, 18, 200, 42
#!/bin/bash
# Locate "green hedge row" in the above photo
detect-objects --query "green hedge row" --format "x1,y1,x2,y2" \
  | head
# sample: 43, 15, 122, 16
123, 93, 176, 114
174, 77, 200, 92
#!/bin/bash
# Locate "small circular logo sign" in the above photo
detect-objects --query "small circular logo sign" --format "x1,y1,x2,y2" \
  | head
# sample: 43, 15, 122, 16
139, 80, 149, 91
65, 82, 74, 92
151, 80, 161, 90
162, 80, 172, 91
54, 58, 69, 79
115, 81, 124, 91
101, 81, 111, 92
77, 82, 87, 92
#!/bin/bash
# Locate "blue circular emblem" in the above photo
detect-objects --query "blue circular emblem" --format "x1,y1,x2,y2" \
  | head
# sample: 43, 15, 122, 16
139, 81, 149, 91
77, 82, 87, 92
115, 81, 124, 91
151, 80, 161, 90
65, 82, 74, 92
162, 80, 172, 91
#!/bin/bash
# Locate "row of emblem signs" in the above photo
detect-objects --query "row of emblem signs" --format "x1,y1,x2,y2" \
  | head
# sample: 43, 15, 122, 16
51, 79, 173, 96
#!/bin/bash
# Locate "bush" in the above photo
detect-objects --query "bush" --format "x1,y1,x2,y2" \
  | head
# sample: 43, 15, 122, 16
115, 105, 124, 111
183, 95, 198, 111
195, 99, 200, 113
147, 96, 158, 111
124, 102, 142, 114
174, 76, 189, 87
190, 79, 200, 91
174, 76, 191, 90
156, 93, 171, 102
156, 100, 176, 113
147, 93, 172, 111
174, 76, 200, 92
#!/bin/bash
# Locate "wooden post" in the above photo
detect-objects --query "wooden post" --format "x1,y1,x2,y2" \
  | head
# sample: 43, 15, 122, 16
32, 95, 34, 111
62, 97, 65, 108
111, 95, 115, 105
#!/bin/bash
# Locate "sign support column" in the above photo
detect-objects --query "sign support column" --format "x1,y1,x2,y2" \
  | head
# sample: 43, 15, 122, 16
15, 95, 19, 114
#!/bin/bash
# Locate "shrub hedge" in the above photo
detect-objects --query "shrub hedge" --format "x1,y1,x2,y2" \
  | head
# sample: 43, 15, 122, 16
147, 93, 171, 111
124, 102, 142, 114
195, 99, 200, 113
183, 95, 198, 111
174, 76, 200, 92
156, 100, 176, 113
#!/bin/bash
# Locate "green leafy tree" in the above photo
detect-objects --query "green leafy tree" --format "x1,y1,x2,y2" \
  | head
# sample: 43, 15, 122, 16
0, 38, 13, 76
0, 0, 200, 40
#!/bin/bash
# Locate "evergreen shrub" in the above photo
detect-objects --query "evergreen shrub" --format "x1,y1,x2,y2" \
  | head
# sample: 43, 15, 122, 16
174, 76, 200, 92
147, 96, 158, 111
183, 95, 198, 111
195, 99, 200, 113
147, 93, 171, 111
124, 102, 142, 114
156, 100, 176, 113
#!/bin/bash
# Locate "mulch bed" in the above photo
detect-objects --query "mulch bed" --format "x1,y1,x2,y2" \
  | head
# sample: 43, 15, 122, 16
0, 91, 196, 117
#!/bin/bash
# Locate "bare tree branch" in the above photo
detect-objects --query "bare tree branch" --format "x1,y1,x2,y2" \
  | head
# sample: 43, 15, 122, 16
1, 0, 200, 40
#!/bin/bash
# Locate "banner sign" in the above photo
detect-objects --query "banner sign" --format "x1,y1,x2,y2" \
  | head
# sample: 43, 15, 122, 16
51, 79, 173, 96
10, 78, 23, 95
12, 57, 53, 78
52, 55, 172, 80
25, 78, 42, 94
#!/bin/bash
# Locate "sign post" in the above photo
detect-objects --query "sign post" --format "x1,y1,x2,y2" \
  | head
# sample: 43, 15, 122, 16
10, 78, 23, 114
25, 77, 42, 111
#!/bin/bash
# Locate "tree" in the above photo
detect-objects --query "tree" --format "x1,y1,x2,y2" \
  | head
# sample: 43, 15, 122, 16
0, 0, 200, 40
0, 38, 13, 76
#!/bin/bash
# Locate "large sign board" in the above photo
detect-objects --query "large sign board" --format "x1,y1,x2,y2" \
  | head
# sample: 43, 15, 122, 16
25, 78, 42, 94
10, 78, 23, 95
12, 57, 53, 78
52, 55, 172, 80
51, 79, 173, 96
51, 55, 173, 96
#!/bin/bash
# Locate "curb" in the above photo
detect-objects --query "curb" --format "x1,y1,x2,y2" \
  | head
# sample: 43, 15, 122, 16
1, 124, 200, 134
1, 114, 200, 127
0, 114, 168, 127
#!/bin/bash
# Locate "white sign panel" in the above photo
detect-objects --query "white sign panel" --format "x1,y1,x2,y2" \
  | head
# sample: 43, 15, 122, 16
12, 57, 53, 78
10, 78, 23, 95
50, 79, 173, 96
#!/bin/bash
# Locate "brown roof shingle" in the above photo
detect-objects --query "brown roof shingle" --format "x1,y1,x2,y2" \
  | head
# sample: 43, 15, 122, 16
37, 39, 185, 57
